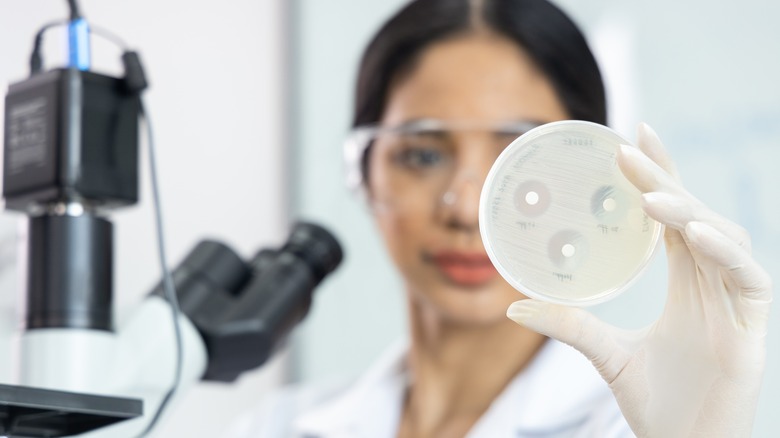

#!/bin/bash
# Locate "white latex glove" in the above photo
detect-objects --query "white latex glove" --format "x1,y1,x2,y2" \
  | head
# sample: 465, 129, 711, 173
507, 123, 772, 438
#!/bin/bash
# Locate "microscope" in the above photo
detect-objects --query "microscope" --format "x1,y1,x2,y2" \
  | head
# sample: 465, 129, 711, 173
0, 2, 342, 436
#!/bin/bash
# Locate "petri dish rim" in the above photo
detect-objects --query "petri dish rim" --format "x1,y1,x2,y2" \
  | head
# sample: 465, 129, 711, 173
479, 120, 664, 307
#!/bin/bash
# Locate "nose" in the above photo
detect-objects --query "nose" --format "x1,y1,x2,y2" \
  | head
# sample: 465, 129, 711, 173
437, 168, 486, 231
434, 132, 503, 232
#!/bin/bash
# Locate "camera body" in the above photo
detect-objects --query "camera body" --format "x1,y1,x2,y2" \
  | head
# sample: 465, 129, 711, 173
3, 68, 139, 213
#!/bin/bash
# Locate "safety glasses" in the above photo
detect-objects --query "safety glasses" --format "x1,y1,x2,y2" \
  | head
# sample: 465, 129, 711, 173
344, 119, 542, 214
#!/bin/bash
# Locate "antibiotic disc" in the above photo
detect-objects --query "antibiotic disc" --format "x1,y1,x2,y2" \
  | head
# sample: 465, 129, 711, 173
479, 121, 663, 306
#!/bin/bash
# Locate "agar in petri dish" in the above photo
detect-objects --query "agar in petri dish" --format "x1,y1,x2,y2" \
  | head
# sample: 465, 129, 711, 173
479, 121, 663, 306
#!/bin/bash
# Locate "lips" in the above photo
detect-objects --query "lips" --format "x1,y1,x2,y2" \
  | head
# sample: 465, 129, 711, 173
430, 251, 499, 286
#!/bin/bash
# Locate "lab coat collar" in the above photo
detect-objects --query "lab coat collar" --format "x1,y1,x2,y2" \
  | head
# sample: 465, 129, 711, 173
294, 338, 612, 437
294, 340, 408, 438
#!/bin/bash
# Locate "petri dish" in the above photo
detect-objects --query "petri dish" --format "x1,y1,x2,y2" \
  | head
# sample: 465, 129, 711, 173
479, 121, 663, 306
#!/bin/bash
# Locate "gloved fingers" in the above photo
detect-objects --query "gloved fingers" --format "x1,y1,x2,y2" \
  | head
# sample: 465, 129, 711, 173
616, 134, 691, 250
641, 191, 752, 252
685, 221, 773, 331
662, 246, 710, 314
617, 141, 682, 196
617, 123, 695, 251
619, 122, 680, 189
636, 122, 681, 181
507, 299, 631, 384
620, 124, 748, 251
616, 147, 686, 255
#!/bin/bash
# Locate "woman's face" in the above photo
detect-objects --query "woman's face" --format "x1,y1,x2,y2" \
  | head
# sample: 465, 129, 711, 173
368, 33, 569, 325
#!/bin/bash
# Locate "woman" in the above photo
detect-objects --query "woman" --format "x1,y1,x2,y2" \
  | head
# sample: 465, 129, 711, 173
229, 0, 772, 436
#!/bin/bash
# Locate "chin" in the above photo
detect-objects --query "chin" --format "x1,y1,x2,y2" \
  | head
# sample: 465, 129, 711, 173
443, 305, 513, 326
414, 280, 523, 326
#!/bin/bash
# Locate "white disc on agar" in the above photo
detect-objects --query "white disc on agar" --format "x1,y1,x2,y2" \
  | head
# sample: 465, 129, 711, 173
479, 121, 663, 306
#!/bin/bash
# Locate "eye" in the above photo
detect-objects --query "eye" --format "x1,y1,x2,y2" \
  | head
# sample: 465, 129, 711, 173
391, 134, 452, 171
395, 147, 445, 169
496, 132, 525, 148
488, 130, 531, 159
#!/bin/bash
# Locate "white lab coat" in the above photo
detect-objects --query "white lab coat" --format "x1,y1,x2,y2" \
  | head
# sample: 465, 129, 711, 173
226, 339, 635, 437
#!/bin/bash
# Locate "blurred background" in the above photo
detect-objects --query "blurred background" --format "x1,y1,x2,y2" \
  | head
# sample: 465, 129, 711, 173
1, 0, 778, 436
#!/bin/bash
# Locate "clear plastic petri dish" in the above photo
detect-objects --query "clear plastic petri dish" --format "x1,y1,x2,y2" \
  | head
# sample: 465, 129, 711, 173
479, 121, 663, 306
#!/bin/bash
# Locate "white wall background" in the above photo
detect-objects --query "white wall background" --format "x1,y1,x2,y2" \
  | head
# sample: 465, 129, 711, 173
0, 0, 290, 436
290, 0, 780, 435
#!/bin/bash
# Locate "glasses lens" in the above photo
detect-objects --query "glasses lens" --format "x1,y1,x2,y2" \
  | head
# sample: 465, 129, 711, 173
369, 130, 455, 213
362, 122, 536, 215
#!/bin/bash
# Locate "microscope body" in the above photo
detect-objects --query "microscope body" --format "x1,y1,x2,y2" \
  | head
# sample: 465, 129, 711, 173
1, 66, 207, 436
17, 296, 208, 437
2, 52, 343, 435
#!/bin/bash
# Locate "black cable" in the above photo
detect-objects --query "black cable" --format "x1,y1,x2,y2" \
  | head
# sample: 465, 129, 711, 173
69, 28, 173, 435
135, 101, 185, 438
29, 23, 129, 76
28, 7, 181, 433
91, 25, 129, 50
66, 0, 82, 19
29, 21, 67, 75
30, 1, 85, 75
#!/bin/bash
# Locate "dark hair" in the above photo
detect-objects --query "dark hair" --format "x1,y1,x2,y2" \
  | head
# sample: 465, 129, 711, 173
352, 0, 607, 127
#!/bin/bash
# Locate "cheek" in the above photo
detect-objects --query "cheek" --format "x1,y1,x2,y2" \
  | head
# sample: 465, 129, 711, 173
372, 209, 430, 271
367, 156, 433, 269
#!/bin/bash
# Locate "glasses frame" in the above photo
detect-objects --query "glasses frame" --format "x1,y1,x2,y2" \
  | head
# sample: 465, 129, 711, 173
343, 119, 544, 201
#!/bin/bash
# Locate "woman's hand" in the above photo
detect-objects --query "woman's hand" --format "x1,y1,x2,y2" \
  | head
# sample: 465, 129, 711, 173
507, 123, 772, 437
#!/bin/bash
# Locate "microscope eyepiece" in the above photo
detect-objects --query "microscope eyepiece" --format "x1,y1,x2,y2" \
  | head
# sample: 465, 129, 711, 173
277, 222, 343, 282
159, 221, 343, 382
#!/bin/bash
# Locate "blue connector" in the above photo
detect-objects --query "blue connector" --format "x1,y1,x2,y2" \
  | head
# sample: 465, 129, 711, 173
68, 17, 90, 70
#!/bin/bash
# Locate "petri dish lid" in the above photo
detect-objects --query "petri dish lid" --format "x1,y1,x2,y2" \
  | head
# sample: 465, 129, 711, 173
479, 121, 663, 306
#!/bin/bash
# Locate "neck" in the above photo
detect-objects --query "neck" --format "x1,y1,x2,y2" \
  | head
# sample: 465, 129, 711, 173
400, 292, 546, 437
